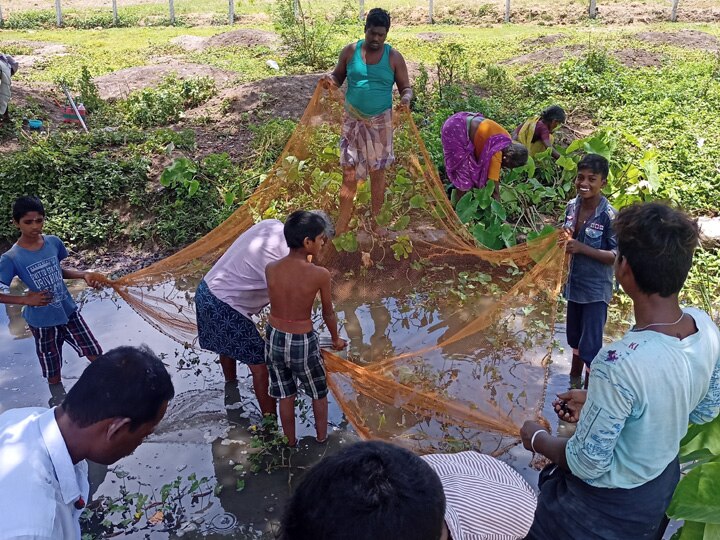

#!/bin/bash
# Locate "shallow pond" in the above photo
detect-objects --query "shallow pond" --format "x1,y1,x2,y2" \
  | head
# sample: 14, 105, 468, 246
0, 278, 638, 539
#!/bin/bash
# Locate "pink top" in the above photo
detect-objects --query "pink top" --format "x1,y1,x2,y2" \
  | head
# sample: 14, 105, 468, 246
204, 219, 289, 317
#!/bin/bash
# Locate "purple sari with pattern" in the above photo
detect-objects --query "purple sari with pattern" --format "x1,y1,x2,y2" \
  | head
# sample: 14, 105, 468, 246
441, 112, 512, 190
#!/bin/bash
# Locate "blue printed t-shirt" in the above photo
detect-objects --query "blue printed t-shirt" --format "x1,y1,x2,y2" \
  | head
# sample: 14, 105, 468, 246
0, 235, 77, 328
563, 196, 617, 304
566, 307, 720, 489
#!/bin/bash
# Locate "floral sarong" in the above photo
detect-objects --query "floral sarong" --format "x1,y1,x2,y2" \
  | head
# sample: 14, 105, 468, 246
340, 109, 394, 181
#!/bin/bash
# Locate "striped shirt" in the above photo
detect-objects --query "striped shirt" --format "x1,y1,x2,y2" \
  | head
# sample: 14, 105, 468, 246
421, 452, 536, 540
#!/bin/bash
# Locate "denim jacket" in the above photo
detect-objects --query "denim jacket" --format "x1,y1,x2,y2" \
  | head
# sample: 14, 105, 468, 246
563, 196, 617, 304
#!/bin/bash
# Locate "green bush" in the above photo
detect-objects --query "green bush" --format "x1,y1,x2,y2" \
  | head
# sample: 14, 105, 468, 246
120, 76, 216, 128
273, 0, 355, 70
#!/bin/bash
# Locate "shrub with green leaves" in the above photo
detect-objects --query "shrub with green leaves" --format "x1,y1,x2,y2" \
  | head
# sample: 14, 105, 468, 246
120, 76, 216, 128
273, 0, 354, 70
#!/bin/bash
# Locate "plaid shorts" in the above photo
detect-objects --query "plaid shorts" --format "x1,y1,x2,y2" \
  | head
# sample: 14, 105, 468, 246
265, 326, 328, 400
29, 310, 102, 379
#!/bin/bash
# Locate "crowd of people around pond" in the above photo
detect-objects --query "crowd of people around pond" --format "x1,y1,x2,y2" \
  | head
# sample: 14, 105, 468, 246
1, 7, 719, 540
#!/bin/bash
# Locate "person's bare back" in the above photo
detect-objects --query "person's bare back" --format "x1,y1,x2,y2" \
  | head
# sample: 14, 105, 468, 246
266, 254, 329, 335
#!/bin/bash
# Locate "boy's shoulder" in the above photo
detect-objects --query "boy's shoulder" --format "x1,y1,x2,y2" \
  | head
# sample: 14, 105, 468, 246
600, 197, 618, 220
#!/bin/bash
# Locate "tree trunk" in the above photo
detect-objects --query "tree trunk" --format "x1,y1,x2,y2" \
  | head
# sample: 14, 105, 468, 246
0, 4, 4, 28
588, 0, 597, 18
112, 0, 118, 25
169, 0, 175, 24
505, 0, 511, 22
55, 0, 63, 26
671, 0, 680, 21
228, 0, 234, 24
428, 0, 433, 24
359, 0, 364, 21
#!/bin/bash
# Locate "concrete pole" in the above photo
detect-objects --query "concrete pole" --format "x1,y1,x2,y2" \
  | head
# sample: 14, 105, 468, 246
359, 0, 364, 21
169, 0, 175, 24
112, 0, 118, 25
229, 0, 234, 24
671, 0, 680, 21
588, 0, 597, 19
55, 0, 63, 26
505, 0, 510, 22
0, 4, 4, 28
428, 0, 433, 24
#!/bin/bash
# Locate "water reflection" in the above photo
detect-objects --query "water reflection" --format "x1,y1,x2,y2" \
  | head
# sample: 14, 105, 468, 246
0, 272, 571, 538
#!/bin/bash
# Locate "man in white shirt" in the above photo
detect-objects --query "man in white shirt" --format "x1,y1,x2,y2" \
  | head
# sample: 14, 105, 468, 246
0, 345, 174, 540
279, 441, 536, 540
195, 211, 335, 417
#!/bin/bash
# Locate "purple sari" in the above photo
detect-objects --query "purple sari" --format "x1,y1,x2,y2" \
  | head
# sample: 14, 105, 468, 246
441, 112, 512, 190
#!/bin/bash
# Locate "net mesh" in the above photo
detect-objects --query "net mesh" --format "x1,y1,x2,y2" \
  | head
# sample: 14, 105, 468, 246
105, 82, 566, 454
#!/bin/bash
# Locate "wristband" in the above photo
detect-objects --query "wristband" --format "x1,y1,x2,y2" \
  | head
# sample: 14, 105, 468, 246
530, 429, 547, 453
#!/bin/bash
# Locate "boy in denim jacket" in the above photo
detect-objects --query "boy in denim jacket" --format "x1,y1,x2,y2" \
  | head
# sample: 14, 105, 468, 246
562, 154, 617, 388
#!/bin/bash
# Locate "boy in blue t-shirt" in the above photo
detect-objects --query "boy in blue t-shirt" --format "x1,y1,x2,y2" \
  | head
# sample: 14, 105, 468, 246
562, 154, 617, 389
0, 196, 104, 384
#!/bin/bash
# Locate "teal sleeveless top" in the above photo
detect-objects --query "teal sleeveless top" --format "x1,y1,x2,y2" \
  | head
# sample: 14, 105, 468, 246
345, 40, 394, 117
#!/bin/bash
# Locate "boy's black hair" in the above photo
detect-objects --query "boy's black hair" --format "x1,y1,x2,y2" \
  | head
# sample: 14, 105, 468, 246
541, 105, 566, 124
280, 441, 446, 540
577, 153, 609, 180
12, 196, 45, 222
62, 346, 175, 431
284, 210, 327, 249
365, 7, 391, 31
503, 142, 529, 169
614, 202, 698, 297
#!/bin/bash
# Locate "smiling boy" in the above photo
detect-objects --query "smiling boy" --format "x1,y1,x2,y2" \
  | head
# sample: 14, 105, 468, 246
562, 154, 617, 388
0, 196, 105, 384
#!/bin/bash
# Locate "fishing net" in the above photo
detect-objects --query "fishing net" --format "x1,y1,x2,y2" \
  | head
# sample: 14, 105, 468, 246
106, 82, 566, 454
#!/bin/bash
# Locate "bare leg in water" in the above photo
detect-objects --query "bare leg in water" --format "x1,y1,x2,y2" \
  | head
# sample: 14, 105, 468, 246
369, 168, 388, 236
569, 348, 585, 389
220, 355, 277, 416
313, 396, 328, 443
48, 353, 99, 385
279, 395, 297, 446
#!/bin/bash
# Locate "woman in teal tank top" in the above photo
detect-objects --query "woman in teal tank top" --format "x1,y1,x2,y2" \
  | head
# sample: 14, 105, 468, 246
345, 40, 395, 118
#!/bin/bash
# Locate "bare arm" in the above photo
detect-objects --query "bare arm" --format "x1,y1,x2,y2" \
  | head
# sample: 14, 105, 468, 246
0, 290, 52, 307
520, 421, 571, 470
323, 45, 352, 87
565, 241, 616, 265
391, 50, 412, 106
62, 268, 105, 288
318, 269, 346, 350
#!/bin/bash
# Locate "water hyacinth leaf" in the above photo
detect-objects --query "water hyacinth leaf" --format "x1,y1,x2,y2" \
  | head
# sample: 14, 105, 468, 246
456, 191, 479, 223
680, 416, 720, 462
667, 462, 720, 523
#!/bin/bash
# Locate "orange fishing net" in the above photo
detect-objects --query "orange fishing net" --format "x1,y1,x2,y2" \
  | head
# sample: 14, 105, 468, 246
107, 82, 566, 454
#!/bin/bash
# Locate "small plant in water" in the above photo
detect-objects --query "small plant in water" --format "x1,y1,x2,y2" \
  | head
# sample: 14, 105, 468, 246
248, 415, 294, 473
80, 470, 216, 538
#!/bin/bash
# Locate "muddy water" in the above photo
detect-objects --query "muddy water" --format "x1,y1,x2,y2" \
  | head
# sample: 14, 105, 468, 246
0, 281, 641, 539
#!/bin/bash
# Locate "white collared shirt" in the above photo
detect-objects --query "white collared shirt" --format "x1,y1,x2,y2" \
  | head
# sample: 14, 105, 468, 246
0, 407, 89, 540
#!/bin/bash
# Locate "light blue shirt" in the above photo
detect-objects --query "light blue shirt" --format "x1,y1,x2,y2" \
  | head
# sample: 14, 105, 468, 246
0, 235, 77, 328
566, 307, 720, 488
